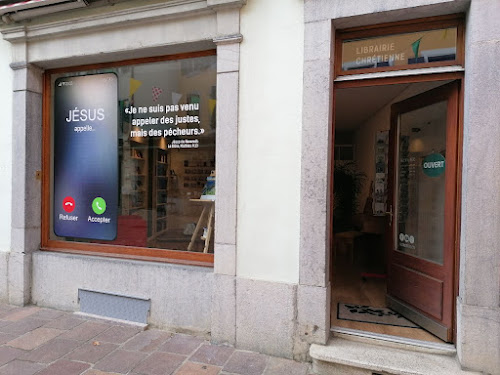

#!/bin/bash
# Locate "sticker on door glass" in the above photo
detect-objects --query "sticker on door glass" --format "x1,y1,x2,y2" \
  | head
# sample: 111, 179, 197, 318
399, 233, 416, 250
422, 153, 445, 177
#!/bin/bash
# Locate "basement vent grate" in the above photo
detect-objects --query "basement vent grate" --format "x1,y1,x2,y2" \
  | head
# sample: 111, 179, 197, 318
78, 289, 150, 325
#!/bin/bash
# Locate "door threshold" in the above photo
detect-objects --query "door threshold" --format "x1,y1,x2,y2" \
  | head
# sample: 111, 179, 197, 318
330, 326, 456, 356
312, 335, 479, 375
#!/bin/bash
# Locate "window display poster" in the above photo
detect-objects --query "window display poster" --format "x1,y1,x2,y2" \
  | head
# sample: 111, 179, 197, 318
53, 73, 118, 240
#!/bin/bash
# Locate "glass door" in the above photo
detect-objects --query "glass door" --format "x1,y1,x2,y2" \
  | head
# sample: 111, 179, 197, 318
387, 82, 459, 342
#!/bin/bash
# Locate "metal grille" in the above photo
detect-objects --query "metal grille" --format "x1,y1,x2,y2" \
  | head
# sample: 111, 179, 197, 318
78, 289, 151, 324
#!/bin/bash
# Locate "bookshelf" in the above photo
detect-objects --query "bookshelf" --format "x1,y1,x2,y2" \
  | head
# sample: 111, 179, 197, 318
155, 148, 168, 236
123, 140, 148, 216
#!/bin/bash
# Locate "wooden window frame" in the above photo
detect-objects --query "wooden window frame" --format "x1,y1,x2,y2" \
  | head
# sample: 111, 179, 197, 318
41, 49, 216, 268
335, 14, 465, 78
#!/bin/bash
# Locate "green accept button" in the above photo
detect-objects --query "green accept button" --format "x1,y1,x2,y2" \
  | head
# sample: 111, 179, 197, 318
92, 197, 107, 215
422, 153, 445, 177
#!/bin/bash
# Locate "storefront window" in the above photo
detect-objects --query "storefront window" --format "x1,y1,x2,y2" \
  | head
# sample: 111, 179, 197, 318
49, 53, 217, 256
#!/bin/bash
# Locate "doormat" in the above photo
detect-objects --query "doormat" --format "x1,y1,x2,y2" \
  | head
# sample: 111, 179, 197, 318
337, 303, 419, 328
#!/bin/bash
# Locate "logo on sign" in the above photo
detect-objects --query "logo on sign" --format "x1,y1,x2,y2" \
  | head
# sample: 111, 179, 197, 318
57, 81, 73, 87
399, 232, 416, 250
422, 153, 445, 177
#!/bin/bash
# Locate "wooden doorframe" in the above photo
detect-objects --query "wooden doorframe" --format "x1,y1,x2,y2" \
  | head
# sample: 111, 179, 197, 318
330, 72, 464, 343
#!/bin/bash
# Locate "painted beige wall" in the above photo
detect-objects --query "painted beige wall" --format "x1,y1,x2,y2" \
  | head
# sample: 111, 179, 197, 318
237, 0, 304, 283
0, 39, 12, 253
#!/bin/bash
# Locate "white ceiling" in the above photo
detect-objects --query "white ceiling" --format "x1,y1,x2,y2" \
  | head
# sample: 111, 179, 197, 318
335, 81, 451, 131
335, 84, 409, 131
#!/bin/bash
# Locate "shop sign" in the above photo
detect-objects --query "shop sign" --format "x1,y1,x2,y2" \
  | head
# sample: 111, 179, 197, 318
422, 153, 445, 177
341, 27, 457, 72
53, 73, 119, 241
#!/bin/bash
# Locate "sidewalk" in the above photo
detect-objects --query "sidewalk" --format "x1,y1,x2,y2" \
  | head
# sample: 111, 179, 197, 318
0, 304, 312, 375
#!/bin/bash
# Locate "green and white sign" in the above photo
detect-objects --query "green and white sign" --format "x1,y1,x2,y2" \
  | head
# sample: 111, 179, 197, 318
422, 153, 445, 177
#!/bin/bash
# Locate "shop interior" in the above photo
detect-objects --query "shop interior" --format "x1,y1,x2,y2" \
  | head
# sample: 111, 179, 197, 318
116, 58, 217, 253
331, 80, 452, 343
120, 132, 216, 252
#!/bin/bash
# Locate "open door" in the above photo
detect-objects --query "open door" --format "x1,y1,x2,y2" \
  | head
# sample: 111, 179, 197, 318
387, 82, 459, 342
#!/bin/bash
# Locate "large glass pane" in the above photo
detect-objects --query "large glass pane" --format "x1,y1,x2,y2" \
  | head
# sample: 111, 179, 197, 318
50, 54, 217, 253
396, 100, 447, 264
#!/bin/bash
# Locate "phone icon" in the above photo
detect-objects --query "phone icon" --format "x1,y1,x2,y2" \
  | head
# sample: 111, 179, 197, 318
92, 197, 106, 215
62, 196, 75, 213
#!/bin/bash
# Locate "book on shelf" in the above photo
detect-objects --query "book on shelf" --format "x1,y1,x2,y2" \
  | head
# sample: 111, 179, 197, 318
200, 170, 216, 201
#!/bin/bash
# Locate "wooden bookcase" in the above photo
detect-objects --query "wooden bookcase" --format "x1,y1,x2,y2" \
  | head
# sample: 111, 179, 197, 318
123, 140, 148, 218
154, 148, 168, 237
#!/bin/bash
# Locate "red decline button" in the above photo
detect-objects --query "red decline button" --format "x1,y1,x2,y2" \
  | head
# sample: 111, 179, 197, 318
63, 196, 75, 213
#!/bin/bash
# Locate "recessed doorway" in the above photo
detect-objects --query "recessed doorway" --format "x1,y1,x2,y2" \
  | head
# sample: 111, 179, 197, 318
331, 79, 460, 344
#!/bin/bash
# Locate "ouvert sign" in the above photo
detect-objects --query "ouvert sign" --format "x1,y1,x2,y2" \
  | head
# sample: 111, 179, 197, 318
422, 153, 446, 177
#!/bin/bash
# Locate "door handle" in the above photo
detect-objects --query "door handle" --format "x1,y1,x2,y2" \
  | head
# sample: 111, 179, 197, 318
386, 205, 393, 226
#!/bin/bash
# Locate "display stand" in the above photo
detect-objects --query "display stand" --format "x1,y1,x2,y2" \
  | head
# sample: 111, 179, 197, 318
187, 199, 215, 253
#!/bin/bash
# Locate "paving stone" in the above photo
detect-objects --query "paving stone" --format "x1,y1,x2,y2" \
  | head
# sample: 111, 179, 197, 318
36, 360, 90, 375
20, 338, 82, 363
0, 318, 47, 335
6, 327, 64, 351
43, 316, 85, 330
0, 359, 45, 375
94, 349, 147, 374
190, 344, 234, 366
83, 370, 121, 375
0, 307, 41, 322
132, 351, 185, 375
0, 333, 16, 345
58, 321, 113, 342
122, 329, 172, 352
223, 351, 267, 375
92, 325, 141, 344
0, 304, 309, 375
0, 306, 14, 315
0, 347, 26, 367
65, 341, 118, 364
175, 361, 222, 375
32, 308, 68, 320
263, 356, 309, 375
157, 334, 205, 355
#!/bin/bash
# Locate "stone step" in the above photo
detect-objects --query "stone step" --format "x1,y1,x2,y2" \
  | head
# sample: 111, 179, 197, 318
331, 327, 457, 356
310, 337, 481, 375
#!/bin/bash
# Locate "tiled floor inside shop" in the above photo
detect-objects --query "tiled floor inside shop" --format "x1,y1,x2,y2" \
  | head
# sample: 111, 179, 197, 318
0, 304, 311, 375
331, 249, 444, 343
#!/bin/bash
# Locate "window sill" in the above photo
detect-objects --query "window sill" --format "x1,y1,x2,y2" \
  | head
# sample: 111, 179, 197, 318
41, 241, 214, 268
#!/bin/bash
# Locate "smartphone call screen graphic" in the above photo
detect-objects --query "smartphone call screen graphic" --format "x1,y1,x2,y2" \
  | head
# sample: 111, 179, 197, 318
53, 73, 118, 241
